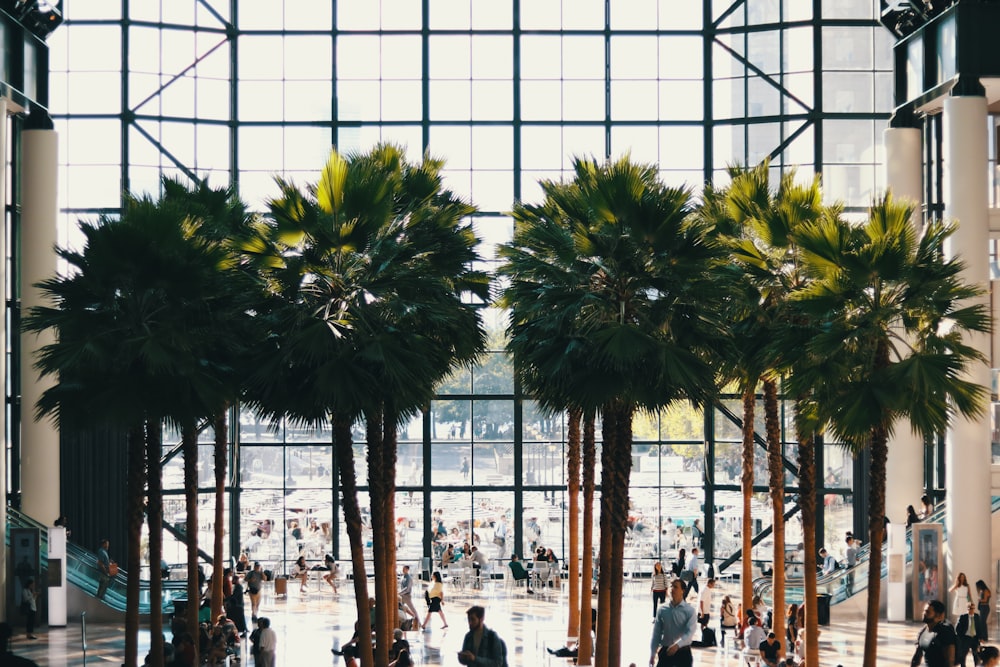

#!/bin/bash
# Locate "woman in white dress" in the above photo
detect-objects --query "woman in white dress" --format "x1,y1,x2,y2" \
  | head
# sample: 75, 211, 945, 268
950, 571, 972, 618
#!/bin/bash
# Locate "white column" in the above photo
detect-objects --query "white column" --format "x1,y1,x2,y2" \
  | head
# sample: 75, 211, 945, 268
20, 112, 60, 525
47, 526, 67, 626
943, 94, 992, 614
883, 125, 925, 528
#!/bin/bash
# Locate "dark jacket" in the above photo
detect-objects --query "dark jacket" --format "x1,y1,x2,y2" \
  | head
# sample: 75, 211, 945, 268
955, 612, 987, 642
460, 627, 506, 667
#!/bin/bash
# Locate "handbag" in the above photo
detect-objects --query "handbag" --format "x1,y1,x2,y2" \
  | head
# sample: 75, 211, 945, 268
108, 561, 119, 577
493, 536, 505, 547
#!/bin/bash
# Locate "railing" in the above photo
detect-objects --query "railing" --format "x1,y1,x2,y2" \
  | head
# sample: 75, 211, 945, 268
7, 508, 186, 613
752, 497, 1000, 606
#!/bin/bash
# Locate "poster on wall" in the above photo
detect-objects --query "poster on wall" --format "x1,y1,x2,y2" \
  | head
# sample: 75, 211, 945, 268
912, 522, 943, 622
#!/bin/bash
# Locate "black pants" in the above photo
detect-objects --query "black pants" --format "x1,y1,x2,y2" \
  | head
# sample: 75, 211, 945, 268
957, 635, 980, 667
25, 609, 35, 635
652, 590, 666, 616
656, 646, 693, 667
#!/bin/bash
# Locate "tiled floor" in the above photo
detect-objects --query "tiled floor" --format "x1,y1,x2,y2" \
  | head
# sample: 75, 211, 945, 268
5, 578, 948, 666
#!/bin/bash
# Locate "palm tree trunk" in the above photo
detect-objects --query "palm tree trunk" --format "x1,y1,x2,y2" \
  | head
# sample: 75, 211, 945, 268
182, 424, 200, 664
595, 400, 633, 667
146, 420, 164, 667
366, 405, 399, 667
594, 406, 615, 667
862, 426, 889, 667
382, 412, 398, 638
577, 413, 596, 666
211, 411, 227, 622
740, 386, 755, 613
797, 423, 819, 667
566, 407, 582, 642
125, 423, 146, 667
763, 379, 785, 648
335, 417, 374, 667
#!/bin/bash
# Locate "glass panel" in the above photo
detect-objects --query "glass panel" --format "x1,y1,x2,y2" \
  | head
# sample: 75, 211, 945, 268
240, 446, 285, 488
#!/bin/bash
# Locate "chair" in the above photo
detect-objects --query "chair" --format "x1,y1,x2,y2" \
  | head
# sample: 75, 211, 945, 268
532, 562, 551, 591
447, 563, 466, 591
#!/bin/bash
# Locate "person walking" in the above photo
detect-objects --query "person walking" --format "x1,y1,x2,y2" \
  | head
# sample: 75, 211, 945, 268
399, 565, 420, 629
911, 600, 957, 667
256, 617, 277, 667
422, 571, 448, 630
245, 561, 264, 622
96, 538, 112, 600
649, 579, 698, 667
457, 606, 507, 667
21, 578, 37, 640
955, 602, 987, 667
650, 562, 669, 617
682, 548, 700, 598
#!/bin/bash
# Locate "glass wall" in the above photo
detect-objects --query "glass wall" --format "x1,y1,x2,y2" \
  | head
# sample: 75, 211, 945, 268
46, 1, 886, 571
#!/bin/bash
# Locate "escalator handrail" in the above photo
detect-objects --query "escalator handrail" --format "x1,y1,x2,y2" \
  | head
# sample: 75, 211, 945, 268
752, 497, 1000, 605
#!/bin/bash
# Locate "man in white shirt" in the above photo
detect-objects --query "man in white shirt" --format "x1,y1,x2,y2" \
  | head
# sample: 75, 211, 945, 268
256, 617, 277, 667
682, 547, 701, 597
697, 578, 716, 628
742, 614, 767, 662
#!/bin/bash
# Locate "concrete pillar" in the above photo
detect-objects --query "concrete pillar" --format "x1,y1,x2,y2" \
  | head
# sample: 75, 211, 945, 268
943, 91, 992, 616
883, 125, 925, 527
20, 109, 59, 525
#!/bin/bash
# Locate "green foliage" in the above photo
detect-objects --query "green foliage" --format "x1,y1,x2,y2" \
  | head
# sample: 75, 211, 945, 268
247, 144, 490, 427
788, 193, 991, 449
24, 181, 256, 429
499, 155, 728, 416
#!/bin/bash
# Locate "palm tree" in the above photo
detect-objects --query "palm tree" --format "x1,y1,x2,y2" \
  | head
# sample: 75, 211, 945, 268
159, 177, 263, 624
249, 145, 487, 667
789, 193, 991, 667
23, 191, 239, 666
501, 156, 726, 667
703, 162, 830, 650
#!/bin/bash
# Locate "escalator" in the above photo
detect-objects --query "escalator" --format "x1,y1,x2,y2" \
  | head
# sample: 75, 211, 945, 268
7, 508, 186, 613
753, 497, 1000, 607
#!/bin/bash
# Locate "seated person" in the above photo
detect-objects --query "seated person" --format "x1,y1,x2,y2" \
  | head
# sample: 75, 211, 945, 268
508, 554, 532, 593
332, 620, 373, 660
291, 556, 309, 593
547, 609, 597, 657
742, 614, 767, 659
388, 648, 413, 667
759, 631, 783, 667
322, 554, 339, 594
389, 629, 409, 661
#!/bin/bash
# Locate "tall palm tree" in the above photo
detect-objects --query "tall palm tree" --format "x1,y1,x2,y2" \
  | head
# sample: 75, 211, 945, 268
24, 192, 239, 666
160, 177, 262, 623
704, 162, 828, 648
249, 145, 487, 667
789, 194, 991, 667
501, 156, 726, 667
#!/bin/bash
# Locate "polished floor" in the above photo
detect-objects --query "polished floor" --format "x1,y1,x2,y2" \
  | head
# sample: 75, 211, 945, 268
4, 576, 957, 666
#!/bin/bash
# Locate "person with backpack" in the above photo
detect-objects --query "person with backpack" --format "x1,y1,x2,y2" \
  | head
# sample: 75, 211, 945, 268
458, 605, 507, 667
